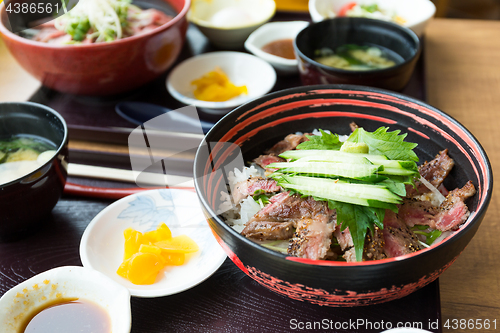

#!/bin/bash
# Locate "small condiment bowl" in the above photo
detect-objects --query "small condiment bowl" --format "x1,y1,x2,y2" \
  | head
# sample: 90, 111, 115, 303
166, 51, 276, 114
0, 266, 131, 333
308, 0, 436, 36
244, 21, 309, 76
188, 0, 276, 49
80, 189, 227, 298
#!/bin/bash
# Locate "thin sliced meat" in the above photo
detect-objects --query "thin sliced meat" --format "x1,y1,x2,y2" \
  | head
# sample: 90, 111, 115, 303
241, 221, 294, 240
435, 180, 476, 231
333, 226, 386, 262
253, 154, 285, 169
334, 226, 353, 251
383, 210, 422, 258
288, 217, 335, 260
407, 149, 455, 197
398, 181, 475, 232
364, 226, 387, 260
232, 177, 281, 203
264, 134, 308, 155
398, 198, 438, 229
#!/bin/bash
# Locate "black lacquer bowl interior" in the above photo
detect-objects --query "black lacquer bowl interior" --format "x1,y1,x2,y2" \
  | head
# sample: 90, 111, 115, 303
0, 102, 68, 241
193, 85, 492, 306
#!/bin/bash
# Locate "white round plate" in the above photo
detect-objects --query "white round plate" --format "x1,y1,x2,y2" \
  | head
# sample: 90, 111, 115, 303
80, 189, 227, 298
166, 51, 276, 114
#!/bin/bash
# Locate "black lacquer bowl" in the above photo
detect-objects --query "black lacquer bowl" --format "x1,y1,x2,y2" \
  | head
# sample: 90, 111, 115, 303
294, 18, 421, 91
0, 102, 68, 241
193, 85, 492, 306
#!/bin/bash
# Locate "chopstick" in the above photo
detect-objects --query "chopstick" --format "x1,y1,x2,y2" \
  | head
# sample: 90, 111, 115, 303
64, 182, 195, 200
67, 163, 194, 188
64, 163, 196, 200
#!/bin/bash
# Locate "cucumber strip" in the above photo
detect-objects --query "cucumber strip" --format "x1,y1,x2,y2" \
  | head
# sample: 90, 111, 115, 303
267, 161, 381, 179
276, 175, 402, 204
278, 150, 418, 176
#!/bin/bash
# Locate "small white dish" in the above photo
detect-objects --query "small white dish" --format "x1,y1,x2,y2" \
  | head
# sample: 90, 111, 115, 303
166, 51, 276, 115
0, 266, 131, 333
80, 189, 227, 298
244, 21, 309, 76
308, 0, 436, 36
188, 0, 276, 49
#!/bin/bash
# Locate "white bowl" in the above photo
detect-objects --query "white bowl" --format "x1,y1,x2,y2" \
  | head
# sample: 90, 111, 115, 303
188, 0, 276, 49
166, 51, 277, 115
244, 21, 309, 76
0, 266, 131, 333
80, 189, 227, 298
308, 0, 436, 36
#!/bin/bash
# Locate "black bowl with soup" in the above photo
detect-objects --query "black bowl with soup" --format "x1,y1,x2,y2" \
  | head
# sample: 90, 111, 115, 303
294, 17, 421, 91
0, 102, 68, 240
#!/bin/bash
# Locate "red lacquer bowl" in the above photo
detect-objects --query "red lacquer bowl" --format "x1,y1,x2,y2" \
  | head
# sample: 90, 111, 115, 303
193, 85, 492, 307
0, 0, 189, 96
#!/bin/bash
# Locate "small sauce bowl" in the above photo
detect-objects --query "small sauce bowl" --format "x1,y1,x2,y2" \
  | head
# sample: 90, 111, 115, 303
245, 21, 309, 76
0, 266, 131, 333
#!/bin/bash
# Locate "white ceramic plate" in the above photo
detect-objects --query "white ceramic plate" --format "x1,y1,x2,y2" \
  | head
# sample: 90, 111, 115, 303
166, 51, 276, 114
308, 0, 436, 36
80, 189, 227, 298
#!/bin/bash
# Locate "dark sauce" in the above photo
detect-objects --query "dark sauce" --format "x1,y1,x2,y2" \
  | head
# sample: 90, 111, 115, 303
261, 38, 296, 60
21, 298, 111, 333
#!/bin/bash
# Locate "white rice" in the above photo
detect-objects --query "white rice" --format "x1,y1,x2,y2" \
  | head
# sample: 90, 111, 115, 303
218, 166, 264, 231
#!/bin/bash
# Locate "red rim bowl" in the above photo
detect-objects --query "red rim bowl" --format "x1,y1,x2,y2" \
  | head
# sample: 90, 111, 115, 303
0, 0, 190, 95
193, 84, 492, 306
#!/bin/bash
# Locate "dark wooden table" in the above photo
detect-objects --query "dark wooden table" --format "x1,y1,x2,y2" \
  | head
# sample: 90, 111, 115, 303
0, 11, 444, 333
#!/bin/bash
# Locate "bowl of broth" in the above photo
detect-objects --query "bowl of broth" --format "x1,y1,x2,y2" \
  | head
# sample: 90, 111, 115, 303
294, 17, 421, 91
0, 102, 68, 240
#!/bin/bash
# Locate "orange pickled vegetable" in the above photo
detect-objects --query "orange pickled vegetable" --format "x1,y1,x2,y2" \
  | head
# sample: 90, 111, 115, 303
116, 223, 199, 285
123, 228, 145, 260
191, 67, 248, 102
161, 253, 185, 266
143, 223, 172, 243
126, 253, 164, 285
155, 235, 200, 254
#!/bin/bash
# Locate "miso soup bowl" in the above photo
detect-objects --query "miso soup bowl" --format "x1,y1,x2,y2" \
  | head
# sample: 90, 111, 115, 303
0, 102, 68, 241
193, 85, 492, 306
294, 17, 421, 91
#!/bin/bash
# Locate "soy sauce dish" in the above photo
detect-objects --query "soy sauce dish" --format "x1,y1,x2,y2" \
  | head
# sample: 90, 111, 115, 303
0, 266, 131, 333
294, 17, 421, 91
193, 84, 492, 306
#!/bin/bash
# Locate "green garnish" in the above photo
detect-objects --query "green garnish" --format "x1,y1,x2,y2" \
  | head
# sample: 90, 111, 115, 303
412, 226, 442, 245
269, 127, 420, 261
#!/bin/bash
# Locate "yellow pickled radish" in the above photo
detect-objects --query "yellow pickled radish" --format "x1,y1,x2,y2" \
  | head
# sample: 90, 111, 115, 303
139, 244, 162, 255
161, 252, 185, 266
191, 67, 248, 102
143, 223, 172, 243
126, 252, 164, 285
117, 223, 199, 285
155, 235, 199, 254
116, 258, 131, 279
123, 228, 145, 260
